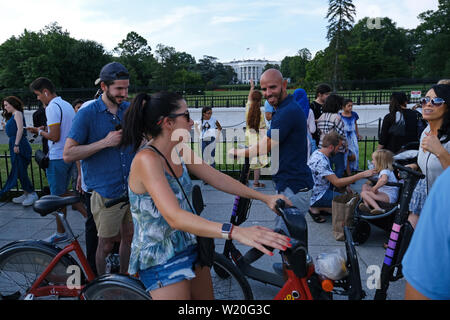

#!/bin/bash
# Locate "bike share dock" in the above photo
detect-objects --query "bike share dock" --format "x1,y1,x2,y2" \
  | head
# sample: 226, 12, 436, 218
0, 179, 406, 300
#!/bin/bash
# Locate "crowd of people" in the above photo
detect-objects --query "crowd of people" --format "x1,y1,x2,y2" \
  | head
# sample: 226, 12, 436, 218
0, 63, 449, 300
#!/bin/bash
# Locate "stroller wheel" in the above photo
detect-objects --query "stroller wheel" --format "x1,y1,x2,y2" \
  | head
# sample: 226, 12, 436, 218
352, 220, 371, 245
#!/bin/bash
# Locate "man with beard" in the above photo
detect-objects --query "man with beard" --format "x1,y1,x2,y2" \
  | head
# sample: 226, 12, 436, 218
307, 131, 374, 222
230, 69, 314, 276
63, 62, 135, 275
232, 69, 313, 213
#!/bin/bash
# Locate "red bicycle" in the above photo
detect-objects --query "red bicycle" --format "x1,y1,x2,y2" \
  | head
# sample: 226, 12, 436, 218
214, 158, 366, 300
0, 195, 150, 300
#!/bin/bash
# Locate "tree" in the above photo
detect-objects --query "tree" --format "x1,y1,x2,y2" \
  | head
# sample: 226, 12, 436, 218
413, 0, 450, 77
0, 22, 109, 89
114, 31, 157, 87
280, 48, 312, 84
326, 0, 356, 90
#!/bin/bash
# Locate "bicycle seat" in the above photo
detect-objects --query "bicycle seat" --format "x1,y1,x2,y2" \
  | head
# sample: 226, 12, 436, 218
33, 195, 81, 216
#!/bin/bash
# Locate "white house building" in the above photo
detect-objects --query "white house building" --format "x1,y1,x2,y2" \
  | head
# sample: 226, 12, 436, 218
223, 59, 281, 84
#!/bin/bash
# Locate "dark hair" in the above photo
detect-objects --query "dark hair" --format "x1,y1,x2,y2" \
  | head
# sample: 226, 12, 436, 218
343, 98, 353, 106
29, 77, 56, 94
71, 99, 85, 109
322, 94, 344, 113
389, 92, 408, 116
201, 106, 212, 122
2, 96, 25, 121
120, 91, 184, 152
315, 83, 332, 98
322, 131, 345, 148
247, 90, 263, 132
432, 84, 450, 143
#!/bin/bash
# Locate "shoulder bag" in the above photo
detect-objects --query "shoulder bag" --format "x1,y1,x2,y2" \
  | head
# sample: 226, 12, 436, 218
34, 103, 63, 170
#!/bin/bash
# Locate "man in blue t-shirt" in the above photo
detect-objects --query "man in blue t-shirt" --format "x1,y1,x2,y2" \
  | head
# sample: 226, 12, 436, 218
402, 167, 450, 300
231, 69, 313, 276
63, 62, 135, 275
232, 69, 313, 212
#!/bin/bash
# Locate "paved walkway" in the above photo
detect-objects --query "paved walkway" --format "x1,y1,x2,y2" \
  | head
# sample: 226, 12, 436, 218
0, 179, 405, 300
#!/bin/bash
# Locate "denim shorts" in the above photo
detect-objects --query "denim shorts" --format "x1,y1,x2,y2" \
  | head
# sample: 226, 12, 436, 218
138, 245, 198, 292
311, 188, 342, 208
46, 159, 74, 196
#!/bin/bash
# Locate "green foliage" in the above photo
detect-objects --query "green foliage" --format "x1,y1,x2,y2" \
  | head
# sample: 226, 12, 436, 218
0, 22, 109, 90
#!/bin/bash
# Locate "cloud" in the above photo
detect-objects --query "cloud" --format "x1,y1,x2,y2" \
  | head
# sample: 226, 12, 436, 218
210, 16, 248, 25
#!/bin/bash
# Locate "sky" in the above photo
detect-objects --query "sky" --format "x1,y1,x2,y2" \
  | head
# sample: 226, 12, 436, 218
0, 0, 440, 63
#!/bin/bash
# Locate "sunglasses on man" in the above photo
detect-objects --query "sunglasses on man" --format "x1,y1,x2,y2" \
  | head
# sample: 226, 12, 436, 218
420, 97, 445, 107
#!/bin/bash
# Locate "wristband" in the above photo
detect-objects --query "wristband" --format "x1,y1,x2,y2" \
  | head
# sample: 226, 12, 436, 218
14, 144, 19, 147
38, 129, 43, 136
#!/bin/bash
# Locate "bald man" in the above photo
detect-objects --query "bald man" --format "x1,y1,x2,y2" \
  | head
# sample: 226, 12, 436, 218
231, 69, 313, 213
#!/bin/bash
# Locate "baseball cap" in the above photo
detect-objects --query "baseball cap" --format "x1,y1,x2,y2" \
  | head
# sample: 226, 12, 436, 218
95, 62, 129, 85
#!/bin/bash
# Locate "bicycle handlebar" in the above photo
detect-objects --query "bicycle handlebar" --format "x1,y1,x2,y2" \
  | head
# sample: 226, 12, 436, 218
393, 162, 425, 179
274, 199, 286, 216
105, 194, 129, 208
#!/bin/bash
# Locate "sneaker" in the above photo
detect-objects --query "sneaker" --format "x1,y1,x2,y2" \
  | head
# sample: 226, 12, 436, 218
12, 193, 27, 204
22, 192, 39, 207
44, 233, 69, 244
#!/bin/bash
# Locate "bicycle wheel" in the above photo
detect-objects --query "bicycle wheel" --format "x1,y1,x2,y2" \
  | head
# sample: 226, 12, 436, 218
0, 241, 81, 300
211, 252, 253, 300
81, 274, 151, 300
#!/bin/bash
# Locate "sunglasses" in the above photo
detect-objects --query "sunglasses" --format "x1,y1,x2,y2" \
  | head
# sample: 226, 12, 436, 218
420, 97, 445, 107
168, 110, 190, 122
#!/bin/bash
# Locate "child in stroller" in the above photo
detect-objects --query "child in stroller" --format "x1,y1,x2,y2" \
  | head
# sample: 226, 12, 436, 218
359, 149, 400, 215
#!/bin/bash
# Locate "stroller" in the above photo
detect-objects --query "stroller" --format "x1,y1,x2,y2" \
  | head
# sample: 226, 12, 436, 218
351, 142, 420, 245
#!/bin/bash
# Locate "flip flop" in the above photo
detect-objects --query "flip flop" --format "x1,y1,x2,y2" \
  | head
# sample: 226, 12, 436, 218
253, 182, 266, 188
308, 210, 326, 223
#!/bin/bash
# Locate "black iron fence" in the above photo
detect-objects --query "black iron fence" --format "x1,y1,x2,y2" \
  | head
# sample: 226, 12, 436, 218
0, 87, 427, 110
0, 135, 379, 193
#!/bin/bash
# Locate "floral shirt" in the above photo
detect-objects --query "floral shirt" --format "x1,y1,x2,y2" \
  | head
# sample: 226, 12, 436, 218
128, 149, 197, 274
307, 150, 335, 205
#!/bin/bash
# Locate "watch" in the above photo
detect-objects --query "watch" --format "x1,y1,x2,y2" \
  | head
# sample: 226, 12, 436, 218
221, 223, 234, 240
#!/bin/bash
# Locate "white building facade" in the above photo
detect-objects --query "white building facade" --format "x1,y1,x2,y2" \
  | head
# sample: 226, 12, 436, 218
223, 59, 281, 84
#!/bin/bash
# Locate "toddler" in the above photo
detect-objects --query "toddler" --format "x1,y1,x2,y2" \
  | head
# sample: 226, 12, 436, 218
360, 149, 399, 215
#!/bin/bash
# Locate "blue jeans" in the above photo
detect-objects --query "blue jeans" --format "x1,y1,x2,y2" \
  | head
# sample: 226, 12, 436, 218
330, 152, 345, 178
311, 187, 342, 208
201, 137, 216, 168
46, 160, 74, 196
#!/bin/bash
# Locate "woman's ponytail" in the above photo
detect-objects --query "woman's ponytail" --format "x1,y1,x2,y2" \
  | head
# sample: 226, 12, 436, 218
120, 93, 150, 152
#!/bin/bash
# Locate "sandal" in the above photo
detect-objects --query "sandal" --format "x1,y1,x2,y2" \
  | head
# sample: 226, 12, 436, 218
308, 210, 326, 223
253, 182, 266, 189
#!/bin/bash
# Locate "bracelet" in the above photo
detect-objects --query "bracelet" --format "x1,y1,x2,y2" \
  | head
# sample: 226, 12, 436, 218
14, 144, 19, 147
38, 129, 43, 136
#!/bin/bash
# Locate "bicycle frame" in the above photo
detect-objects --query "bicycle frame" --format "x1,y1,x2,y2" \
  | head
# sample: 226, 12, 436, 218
27, 211, 96, 299
374, 163, 424, 300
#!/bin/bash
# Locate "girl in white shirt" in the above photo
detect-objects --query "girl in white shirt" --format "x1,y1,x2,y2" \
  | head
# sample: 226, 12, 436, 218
360, 149, 399, 215
194, 107, 222, 168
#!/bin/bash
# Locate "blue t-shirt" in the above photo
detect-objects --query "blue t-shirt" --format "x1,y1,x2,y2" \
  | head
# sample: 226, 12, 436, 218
267, 95, 313, 193
264, 100, 275, 128
402, 167, 450, 300
68, 96, 136, 199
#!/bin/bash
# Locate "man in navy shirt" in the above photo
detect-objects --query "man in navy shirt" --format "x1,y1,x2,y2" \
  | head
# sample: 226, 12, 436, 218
231, 69, 313, 275
63, 62, 135, 275
232, 69, 313, 211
